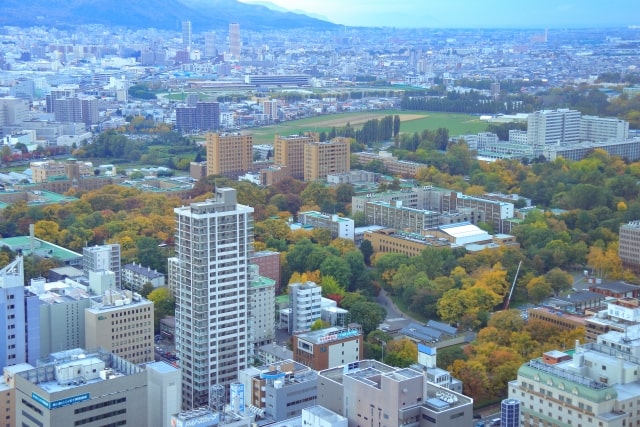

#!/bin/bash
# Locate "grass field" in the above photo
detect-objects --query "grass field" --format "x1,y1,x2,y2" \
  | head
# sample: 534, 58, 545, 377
250, 110, 488, 145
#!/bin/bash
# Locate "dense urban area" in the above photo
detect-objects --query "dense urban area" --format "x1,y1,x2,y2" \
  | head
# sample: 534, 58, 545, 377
1, 5, 640, 427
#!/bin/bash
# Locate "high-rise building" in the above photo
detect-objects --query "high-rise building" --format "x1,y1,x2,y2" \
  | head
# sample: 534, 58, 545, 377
53, 96, 83, 123
229, 22, 241, 59
619, 220, 640, 274
83, 244, 122, 288
247, 266, 276, 348
174, 188, 254, 409
206, 132, 253, 177
273, 134, 318, 180
80, 96, 99, 126
527, 108, 581, 150
0, 257, 40, 370
182, 21, 192, 49
204, 31, 217, 58
14, 348, 148, 427
196, 101, 220, 131
303, 138, 351, 182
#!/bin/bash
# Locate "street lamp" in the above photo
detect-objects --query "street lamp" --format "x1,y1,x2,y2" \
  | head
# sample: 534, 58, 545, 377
376, 338, 386, 363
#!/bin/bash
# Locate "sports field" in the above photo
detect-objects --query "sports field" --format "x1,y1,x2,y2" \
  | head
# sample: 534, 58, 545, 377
250, 110, 488, 145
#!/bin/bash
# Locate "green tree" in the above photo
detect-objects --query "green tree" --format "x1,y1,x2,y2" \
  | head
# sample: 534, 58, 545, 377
349, 301, 386, 335
359, 240, 374, 265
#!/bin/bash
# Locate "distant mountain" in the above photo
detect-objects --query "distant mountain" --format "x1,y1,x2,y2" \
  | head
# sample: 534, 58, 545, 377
0, 0, 337, 31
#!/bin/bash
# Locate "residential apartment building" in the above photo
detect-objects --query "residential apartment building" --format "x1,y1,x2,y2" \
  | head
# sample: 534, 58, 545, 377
298, 211, 355, 240
122, 262, 165, 291
273, 134, 318, 180
174, 188, 253, 409
262, 99, 278, 121
83, 243, 122, 288
229, 22, 241, 59
293, 326, 363, 371
619, 220, 640, 274
318, 360, 474, 427
248, 268, 276, 348
206, 132, 253, 177
288, 281, 322, 334
304, 138, 350, 182
363, 200, 439, 234
0, 257, 40, 370
509, 331, 640, 427
176, 101, 221, 132
84, 289, 154, 365
14, 348, 148, 427
30, 159, 94, 183
580, 115, 629, 142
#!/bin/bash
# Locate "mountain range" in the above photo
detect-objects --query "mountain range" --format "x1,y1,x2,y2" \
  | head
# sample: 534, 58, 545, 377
0, 0, 337, 31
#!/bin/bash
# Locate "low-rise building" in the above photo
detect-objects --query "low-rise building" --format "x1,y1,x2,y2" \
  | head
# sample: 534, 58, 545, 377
293, 326, 363, 371
122, 262, 165, 291
298, 211, 355, 240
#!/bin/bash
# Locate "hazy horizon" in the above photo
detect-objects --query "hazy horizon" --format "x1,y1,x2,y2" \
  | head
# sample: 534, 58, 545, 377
238, 0, 640, 29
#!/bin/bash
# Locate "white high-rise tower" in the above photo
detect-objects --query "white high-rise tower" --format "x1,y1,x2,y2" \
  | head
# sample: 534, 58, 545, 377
174, 188, 253, 409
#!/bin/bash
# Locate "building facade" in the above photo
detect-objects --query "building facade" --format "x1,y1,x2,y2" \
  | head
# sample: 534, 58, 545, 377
84, 289, 154, 365
174, 188, 253, 408
364, 200, 439, 234
318, 360, 474, 427
298, 211, 355, 240
122, 262, 165, 291
619, 220, 640, 274
288, 282, 322, 334
14, 349, 148, 427
229, 22, 241, 59
206, 132, 253, 177
0, 257, 40, 370
293, 326, 363, 371
303, 138, 350, 182
83, 243, 122, 289
273, 134, 318, 180
527, 109, 581, 149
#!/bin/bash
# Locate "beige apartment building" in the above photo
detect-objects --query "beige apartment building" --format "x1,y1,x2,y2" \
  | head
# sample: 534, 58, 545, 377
206, 132, 253, 177
303, 137, 350, 181
273, 133, 318, 180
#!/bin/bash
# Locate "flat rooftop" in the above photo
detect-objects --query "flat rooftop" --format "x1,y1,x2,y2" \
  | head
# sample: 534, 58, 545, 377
0, 236, 82, 263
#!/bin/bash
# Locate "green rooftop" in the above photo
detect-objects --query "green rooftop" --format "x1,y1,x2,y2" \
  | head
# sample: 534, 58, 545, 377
0, 236, 83, 265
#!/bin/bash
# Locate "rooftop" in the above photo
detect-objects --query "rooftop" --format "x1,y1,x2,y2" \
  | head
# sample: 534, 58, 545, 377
0, 236, 82, 263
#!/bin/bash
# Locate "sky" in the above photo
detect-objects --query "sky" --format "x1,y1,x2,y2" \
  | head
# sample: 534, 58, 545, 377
239, 0, 640, 29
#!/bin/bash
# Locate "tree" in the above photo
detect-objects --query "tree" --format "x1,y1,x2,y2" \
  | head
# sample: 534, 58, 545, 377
526, 276, 553, 303
545, 268, 573, 296
147, 287, 175, 332
348, 301, 386, 335
384, 338, 417, 367
139, 282, 155, 297
310, 319, 330, 331
320, 256, 351, 288
360, 240, 374, 265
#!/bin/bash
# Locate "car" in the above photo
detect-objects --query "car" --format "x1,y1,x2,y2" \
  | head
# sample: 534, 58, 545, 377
490, 418, 501, 427
475, 422, 485, 427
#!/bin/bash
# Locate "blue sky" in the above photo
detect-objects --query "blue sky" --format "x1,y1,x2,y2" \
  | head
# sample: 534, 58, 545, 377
239, 0, 640, 28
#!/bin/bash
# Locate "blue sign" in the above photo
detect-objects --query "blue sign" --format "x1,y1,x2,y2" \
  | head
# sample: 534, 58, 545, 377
32, 392, 90, 410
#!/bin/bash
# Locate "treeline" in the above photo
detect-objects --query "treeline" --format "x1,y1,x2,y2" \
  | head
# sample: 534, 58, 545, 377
400, 92, 536, 114
319, 115, 401, 146
127, 84, 157, 100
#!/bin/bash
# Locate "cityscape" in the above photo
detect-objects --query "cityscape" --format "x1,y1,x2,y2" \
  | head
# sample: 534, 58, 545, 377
1, 1, 640, 427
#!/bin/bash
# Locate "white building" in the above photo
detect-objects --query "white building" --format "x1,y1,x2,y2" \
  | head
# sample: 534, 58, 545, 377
287, 282, 322, 334
83, 244, 121, 288
298, 211, 355, 240
174, 188, 253, 409
527, 109, 581, 152
122, 262, 165, 291
580, 115, 629, 142
248, 267, 276, 348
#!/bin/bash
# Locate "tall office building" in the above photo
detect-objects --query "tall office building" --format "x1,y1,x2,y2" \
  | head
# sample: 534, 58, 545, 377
204, 31, 217, 58
527, 108, 581, 149
206, 132, 253, 177
303, 138, 351, 182
182, 21, 192, 49
196, 101, 220, 131
288, 281, 322, 334
0, 257, 40, 369
273, 134, 318, 180
174, 188, 254, 409
229, 22, 241, 59
83, 244, 122, 288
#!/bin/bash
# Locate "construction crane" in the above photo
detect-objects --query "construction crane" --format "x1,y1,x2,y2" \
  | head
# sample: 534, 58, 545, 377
504, 260, 523, 310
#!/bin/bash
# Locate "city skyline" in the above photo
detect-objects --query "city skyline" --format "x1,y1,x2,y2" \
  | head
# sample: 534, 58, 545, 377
238, 0, 640, 29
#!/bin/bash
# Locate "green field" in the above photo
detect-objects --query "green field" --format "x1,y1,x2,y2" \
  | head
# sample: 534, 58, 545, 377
249, 110, 488, 145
